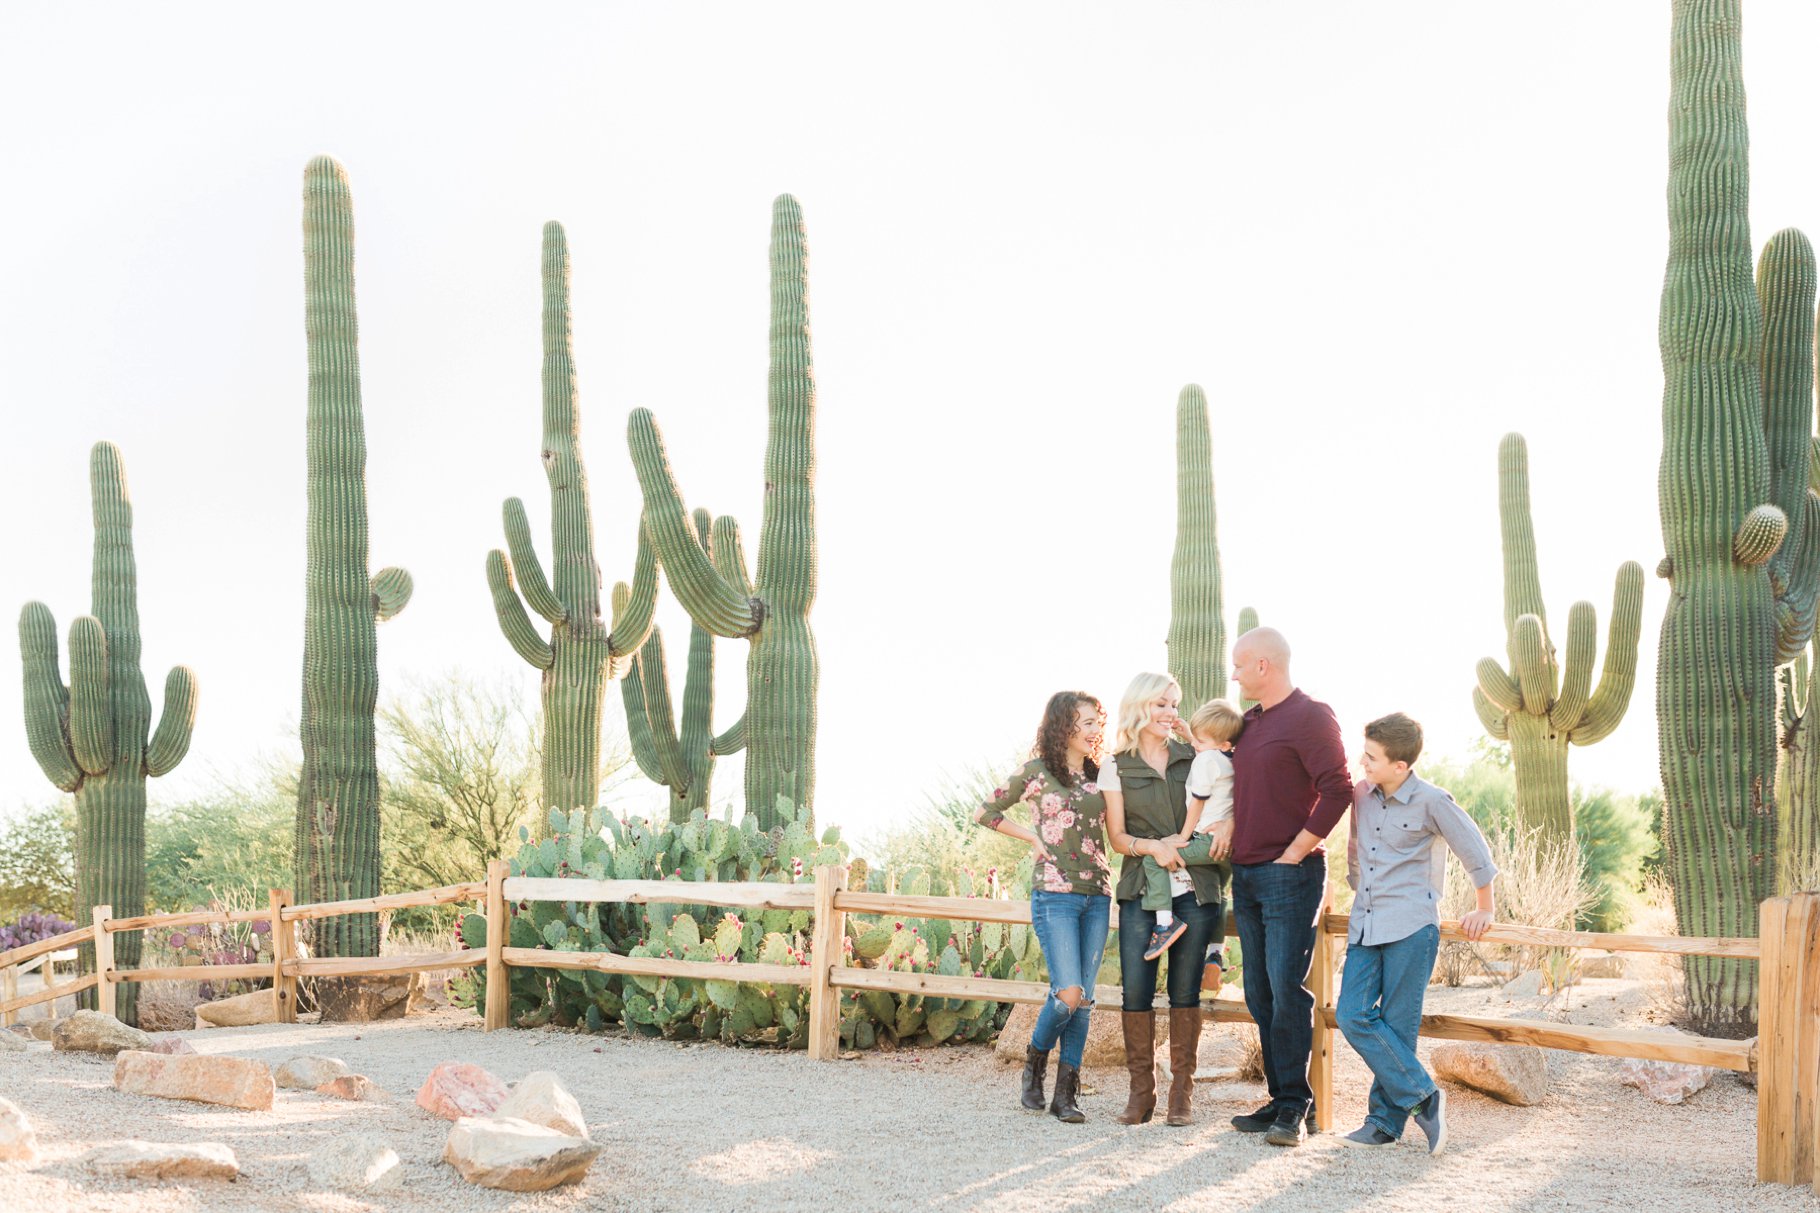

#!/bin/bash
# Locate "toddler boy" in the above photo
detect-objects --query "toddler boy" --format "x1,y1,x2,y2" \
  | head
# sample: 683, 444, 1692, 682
1338, 712, 1496, 1156
1140, 699, 1243, 967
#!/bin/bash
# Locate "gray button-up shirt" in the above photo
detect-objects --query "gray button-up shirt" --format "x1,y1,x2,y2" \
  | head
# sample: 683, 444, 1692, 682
1346, 773, 1497, 947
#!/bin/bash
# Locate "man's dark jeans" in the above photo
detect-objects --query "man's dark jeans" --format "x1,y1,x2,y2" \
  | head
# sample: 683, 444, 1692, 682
1231, 855, 1328, 1114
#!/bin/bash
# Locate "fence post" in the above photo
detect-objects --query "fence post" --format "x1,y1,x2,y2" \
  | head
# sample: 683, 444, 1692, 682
1760, 892, 1820, 1186
808, 864, 848, 1061
91, 905, 115, 1020
1308, 888, 1335, 1133
484, 859, 509, 1032
1, 965, 15, 1027
269, 889, 297, 1024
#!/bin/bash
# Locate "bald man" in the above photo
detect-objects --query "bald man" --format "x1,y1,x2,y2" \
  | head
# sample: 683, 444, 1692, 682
1224, 627, 1352, 1146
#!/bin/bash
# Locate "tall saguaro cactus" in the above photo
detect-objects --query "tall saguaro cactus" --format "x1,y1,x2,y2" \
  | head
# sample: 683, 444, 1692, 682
296, 155, 413, 957
18, 442, 197, 1023
486, 222, 657, 816
1168, 385, 1226, 713
1472, 434, 1644, 840
622, 510, 747, 823
1657, 1, 1820, 1033
628, 194, 818, 831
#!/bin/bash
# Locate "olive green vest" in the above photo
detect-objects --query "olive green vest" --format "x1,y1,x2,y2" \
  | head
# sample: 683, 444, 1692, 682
1113, 741, 1227, 905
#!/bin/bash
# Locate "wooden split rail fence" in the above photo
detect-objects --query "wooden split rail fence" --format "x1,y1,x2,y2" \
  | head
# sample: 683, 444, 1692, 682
2, 864, 1814, 1190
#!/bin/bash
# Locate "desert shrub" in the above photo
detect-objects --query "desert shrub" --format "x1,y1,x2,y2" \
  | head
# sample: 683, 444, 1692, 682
1437, 825, 1596, 990
1574, 788, 1658, 932
0, 910, 77, 952
144, 787, 293, 913
0, 802, 76, 920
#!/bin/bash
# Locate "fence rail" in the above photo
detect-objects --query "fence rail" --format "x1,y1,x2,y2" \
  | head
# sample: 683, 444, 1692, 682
0, 861, 1809, 1190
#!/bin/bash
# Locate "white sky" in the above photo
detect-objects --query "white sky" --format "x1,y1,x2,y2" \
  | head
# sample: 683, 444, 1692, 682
5, 2, 1820, 843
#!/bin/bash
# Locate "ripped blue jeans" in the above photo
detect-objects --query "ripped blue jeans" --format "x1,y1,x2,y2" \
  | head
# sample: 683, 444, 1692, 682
1028, 889, 1112, 1067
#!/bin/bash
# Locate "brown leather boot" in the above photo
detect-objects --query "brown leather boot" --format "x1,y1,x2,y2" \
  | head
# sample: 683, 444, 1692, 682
1166, 1006, 1202, 1126
1116, 1011, 1157, 1125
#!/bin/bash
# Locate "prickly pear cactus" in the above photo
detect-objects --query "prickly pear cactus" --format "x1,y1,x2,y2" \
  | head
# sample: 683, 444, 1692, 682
1473, 434, 1644, 840
18, 442, 197, 1023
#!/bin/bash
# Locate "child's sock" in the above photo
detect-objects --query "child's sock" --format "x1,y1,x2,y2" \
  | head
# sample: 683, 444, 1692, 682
1155, 909, 1174, 927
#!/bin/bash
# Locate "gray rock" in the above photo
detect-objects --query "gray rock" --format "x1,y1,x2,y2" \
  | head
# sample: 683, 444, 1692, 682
275, 1054, 352, 1089
52, 1010, 150, 1055
1501, 970, 1545, 998
444, 1117, 601, 1191
308, 1138, 403, 1191
1619, 1043, 1713, 1104
1431, 1040, 1548, 1106
0, 1030, 25, 1053
82, 1141, 239, 1181
0, 1097, 38, 1163
496, 1072, 588, 1138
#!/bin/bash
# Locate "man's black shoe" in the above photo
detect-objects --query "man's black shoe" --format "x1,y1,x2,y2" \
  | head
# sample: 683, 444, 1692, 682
1232, 1102, 1318, 1135
1265, 1103, 1308, 1147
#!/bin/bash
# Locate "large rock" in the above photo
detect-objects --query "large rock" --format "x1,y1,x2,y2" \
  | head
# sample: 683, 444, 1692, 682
308, 1138, 403, 1192
496, 1072, 588, 1138
316, 973, 425, 1023
317, 1074, 387, 1101
994, 1002, 1171, 1069
1501, 970, 1545, 998
0, 1097, 38, 1163
444, 1116, 601, 1191
417, 1062, 509, 1120
276, 1055, 353, 1089
0, 1030, 24, 1053
53, 1010, 150, 1055
1431, 1041, 1548, 1106
194, 989, 276, 1028
114, 1050, 275, 1111
146, 1035, 197, 1055
1580, 951, 1626, 979
83, 1141, 239, 1181
1620, 1052, 1714, 1104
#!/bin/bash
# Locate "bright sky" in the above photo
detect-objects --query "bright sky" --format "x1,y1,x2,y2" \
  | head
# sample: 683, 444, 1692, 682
6, 3, 1820, 844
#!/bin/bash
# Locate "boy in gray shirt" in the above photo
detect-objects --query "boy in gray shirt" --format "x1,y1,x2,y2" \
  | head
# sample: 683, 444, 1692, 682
1338, 712, 1497, 1155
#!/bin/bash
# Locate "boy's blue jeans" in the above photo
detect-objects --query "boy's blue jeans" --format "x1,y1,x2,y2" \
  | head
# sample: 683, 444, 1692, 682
1231, 856, 1327, 1115
1028, 889, 1111, 1067
1336, 923, 1440, 1139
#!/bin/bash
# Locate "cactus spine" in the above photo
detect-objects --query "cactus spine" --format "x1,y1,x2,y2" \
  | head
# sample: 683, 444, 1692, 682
628, 195, 818, 831
296, 156, 412, 958
622, 509, 747, 823
18, 442, 197, 1023
1471, 434, 1644, 839
1657, 1, 1820, 1033
486, 222, 657, 817
1168, 385, 1226, 713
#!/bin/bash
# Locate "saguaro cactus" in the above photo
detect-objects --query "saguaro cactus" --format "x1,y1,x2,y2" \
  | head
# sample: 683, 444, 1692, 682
296, 155, 412, 957
18, 442, 197, 1023
622, 509, 747, 823
628, 194, 818, 831
486, 222, 657, 816
1657, 1, 1820, 1033
1472, 434, 1644, 840
1168, 385, 1227, 714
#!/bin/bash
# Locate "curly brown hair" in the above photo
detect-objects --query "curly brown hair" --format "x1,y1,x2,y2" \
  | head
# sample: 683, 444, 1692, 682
1031, 691, 1104, 787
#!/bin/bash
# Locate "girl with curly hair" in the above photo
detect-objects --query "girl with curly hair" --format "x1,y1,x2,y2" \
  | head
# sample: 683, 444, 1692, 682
974, 690, 1110, 1124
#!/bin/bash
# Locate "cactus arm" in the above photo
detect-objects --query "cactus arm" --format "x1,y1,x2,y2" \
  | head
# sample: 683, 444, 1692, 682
678, 511, 718, 771
1548, 601, 1597, 731
538, 221, 605, 625
711, 515, 754, 598
634, 627, 689, 791
1774, 490, 1820, 663
67, 616, 113, 776
1510, 615, 1554, 715
620, 643, 666, 783
485, 550, 555, 669
1572, 560, 1646, 745
1733, 503, 1787, 565
1236, 606, 1259, 635
711, 713, 747, 757
145, 666, 197, 777
370, 567, 412, 621
502, 497, 564, 624
607, 518, 658, 658
627, 407, 759, 638
1472, 687, 1509, 742
1475, 657, 1520, 713
1760, 229, 1818, 601
18, 602, 82, 792
1498, 434, 1548, 638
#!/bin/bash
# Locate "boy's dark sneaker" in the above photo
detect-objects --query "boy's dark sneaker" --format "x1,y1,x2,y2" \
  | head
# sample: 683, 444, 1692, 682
1340, 1124, 1397, 1147
1232, 1102, 1318, 1134
1412, 1087, 1447, 1155
1265, 1104, 1308, 1147
1143, 920, 1187, 961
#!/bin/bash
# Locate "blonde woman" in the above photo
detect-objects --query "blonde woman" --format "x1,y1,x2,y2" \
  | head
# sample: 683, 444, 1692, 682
1101, 672, 1226, 1127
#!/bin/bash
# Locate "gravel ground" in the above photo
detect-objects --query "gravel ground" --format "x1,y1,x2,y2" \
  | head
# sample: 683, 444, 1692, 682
0, 978, 1803, 1212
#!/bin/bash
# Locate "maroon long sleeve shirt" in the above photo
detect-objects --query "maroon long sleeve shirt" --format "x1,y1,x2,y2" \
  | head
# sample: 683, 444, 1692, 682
1229, 688, 1353, 864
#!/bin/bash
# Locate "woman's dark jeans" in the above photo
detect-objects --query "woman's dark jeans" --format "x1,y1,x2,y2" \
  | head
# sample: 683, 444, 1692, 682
1117, 891, 1225, 1011
1230, 855, 1328, 1115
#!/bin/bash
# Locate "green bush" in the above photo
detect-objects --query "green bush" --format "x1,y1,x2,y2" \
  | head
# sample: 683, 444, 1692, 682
0, 802, 76, 920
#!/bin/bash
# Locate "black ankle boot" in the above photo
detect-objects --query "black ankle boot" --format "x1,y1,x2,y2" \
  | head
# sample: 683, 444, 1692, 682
1050, 1061, 1086, 1123
1021, 1046, 1049, 1111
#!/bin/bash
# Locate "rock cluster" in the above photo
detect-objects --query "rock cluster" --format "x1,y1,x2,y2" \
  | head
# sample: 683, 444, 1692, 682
431, 1066, 598, 1190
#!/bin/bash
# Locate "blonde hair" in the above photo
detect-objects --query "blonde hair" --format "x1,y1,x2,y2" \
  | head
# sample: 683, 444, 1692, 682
1189, 698, 1244, 745
1112, 672, 1181, 756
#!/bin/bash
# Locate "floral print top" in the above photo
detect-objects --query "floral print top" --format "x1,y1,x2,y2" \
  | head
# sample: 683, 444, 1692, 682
977, 758, 1112, 897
